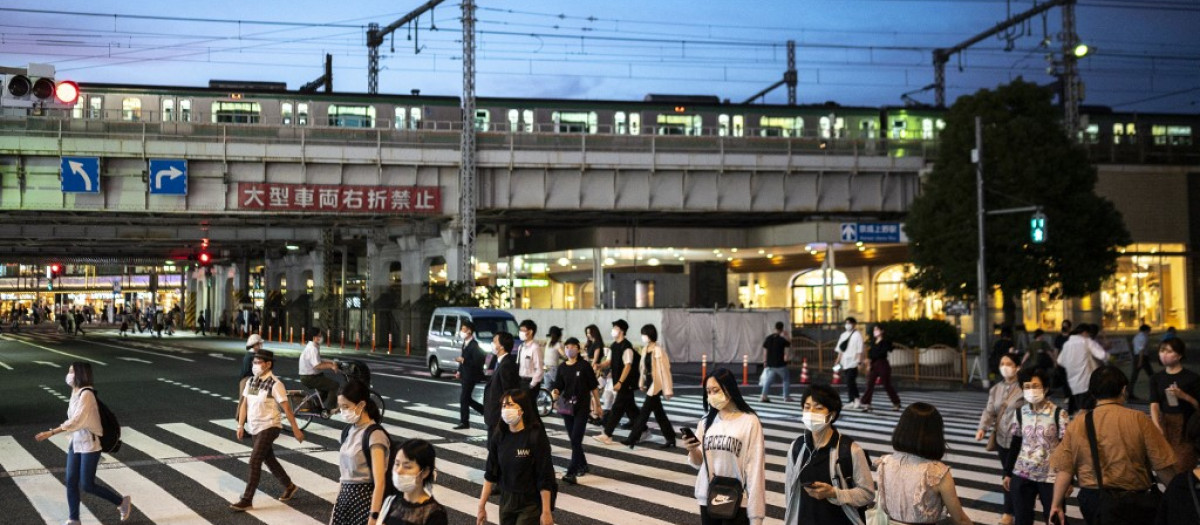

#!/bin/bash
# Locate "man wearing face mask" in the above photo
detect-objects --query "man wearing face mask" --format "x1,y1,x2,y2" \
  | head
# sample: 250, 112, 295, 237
299, 328, 339, 417
594, 319, 640, 445
516, 320, 544, 391
835, 318, 864, 408
784, 384, 875, 525
231, 350, 304, 511
454, 321, 487, 430
484, 332, 521, 433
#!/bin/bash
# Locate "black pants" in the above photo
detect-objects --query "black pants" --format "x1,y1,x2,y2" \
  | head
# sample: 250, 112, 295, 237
301, 373, 339, 412
842, 367, 860, 402
860, 360, 900, 406
562, 412, 589, 473
1077, 488, 1101, 525
995, 446, 1014, 515
459, 377, 485, 425
499, 491, 543, 525
1130, 354, 1155, 391
627, 392, 676, 445
699, 505, 749, 525
603, 388, 640, 437
1010, 475, 1054, 525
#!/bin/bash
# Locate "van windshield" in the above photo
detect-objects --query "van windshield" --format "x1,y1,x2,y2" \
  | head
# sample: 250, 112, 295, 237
473, 317, 518, 339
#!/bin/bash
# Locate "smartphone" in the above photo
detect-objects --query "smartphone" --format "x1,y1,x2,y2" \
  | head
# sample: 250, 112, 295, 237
802, 482, 816, 488
680, 427, 697, 441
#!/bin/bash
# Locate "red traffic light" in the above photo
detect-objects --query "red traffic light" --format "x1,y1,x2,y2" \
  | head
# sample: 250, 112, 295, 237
54, 81, 79, 105
50, 263, 61, 273
198, 252, 211, 265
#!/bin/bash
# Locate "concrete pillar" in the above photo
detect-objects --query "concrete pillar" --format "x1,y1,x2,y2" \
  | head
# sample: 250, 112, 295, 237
310, 249, 328, 300
593, 247, 605, 308
440, 226, 462, 287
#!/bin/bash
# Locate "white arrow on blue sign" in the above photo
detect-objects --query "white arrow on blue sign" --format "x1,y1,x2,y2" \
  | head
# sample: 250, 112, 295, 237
840, 223, 858, 242
60, 156, 100, 193
148, 159, 187, 195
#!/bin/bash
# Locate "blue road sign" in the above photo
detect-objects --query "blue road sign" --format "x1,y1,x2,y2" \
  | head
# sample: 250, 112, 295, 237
841, 222, 904, 243
148, 159, 187, 195
840, 223, 858, 242
60, 156, 100, 193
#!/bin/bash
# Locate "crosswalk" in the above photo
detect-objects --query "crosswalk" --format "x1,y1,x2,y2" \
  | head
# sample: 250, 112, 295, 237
0, 381, 1096, 525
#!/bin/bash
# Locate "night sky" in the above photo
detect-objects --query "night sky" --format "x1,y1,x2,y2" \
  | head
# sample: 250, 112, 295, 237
2, 0, 1198, 112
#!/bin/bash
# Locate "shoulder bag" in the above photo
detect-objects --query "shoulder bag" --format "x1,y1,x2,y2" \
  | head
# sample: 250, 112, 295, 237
1084, 409, 1162, 525
554, 366, 577, 416
701, 425, 744, 520
864, 455, 889, 525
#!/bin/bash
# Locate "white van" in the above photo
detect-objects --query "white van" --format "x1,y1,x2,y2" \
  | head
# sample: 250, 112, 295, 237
426, 307, 518, 378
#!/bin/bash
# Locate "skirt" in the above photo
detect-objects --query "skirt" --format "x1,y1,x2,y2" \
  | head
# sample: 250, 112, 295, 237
1161, 412, 1197, 473
330, 482, 374, 525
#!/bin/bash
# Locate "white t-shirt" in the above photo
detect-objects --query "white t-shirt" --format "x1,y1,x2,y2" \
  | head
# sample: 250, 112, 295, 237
1058, 334, 1108, 394
836, 329, 864, 369
299, 341, 322, 375
242, 371, 289, 435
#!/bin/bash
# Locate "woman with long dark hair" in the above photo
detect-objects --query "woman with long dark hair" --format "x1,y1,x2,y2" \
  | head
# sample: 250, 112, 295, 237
585, 324, 610, 424
683, 368, 766, 525
543, 326, 565, 387
35, 362, 133, 524
477, 388, 556, 525
380, 438, 448, 525
331, 378, 390, 525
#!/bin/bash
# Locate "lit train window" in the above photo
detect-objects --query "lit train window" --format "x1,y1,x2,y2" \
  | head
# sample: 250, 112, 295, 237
507, 109, 518, 132
551, 111, 596, 134
506, 109, 532, 133
1152, 125, 1192, 146
283, 103, 294, 125
162, 99, 174, 122
211, 101, 261, 124
122, 98, 142, 122
88, 96, 102, 119
475, 109, 490, 131
719, 114, 729, 137
522, 110, 533, 133
921, 119, 934, 140
860, 120, 878, 139
180, 99, 191, 122
821, 116, 845, 139
732, 115, 744, 137
759, 116, 803, 138
1083, 124, 1099, 144
656, 114, 701, 136
629, 112, 641, 135
890, 119, 907, 139
329, 104, 375, 128
298, 103, 309, 126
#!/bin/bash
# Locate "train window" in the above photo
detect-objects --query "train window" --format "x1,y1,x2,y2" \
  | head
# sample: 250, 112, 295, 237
180, 99, 191, 122
921, 118, 934, 140
1083, 124, 1099, 144
211, 101, 261, 124
936, 119, 945, 131
506, 109, 534, 132
474, 109, 490, 131
1153, 125, 1193, 146
507, 109, 518, 132
395, 107, 406, 129
121, 98, 142, 122
522, 110, 533, 133
329, 104, 375, 128
718, 114, 729, 137
759, 116, 802, 138
162, 99, 174, 122
411, 108, 422, 129
860, 120, 878, 139
1113, 123, 1136, 145
88, 96, 102, 119
732, 115, 744, 137
552, 111, 597, 134
629, 112, 641, 135
657, 114, 701, 136
819, 116, 845, 139
298, 103, 309, 126
283, 103, 294, 125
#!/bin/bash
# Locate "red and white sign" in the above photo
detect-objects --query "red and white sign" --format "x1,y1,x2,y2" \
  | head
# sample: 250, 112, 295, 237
237, 183, 441, 214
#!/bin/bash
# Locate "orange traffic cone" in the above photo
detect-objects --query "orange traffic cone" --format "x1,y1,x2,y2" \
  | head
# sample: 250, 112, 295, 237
800, 358, 810, 385
832, 366, 842, 385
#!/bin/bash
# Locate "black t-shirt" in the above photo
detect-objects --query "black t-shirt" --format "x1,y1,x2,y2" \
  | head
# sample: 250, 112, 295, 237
1153, 470, 1200, 525
867, 338, 893, 361
609, 339, 638, 391
551, 360, 599, 409
1149, 368, 1200, 419
485, 427, 556, 497
797, 441, 853, 525
763, 333, 790, 368
383, 495, 448, 525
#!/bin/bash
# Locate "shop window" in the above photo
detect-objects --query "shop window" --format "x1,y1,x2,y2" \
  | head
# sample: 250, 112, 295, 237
328, 104, 375, 128
874, 265, 943, 321
212, 101, 260, 124
790, 269, 849, 325
122, 97, 142, 121
759, 116, 803, 137
1100, 243, 1188, 329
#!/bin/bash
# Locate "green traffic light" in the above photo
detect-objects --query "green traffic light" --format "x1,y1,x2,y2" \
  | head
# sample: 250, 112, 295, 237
1073, 43, 1090, 58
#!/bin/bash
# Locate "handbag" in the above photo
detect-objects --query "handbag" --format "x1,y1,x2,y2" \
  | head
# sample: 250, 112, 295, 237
555, 394, 576, 416
865, 455, 890, 525
1084, 409, 1162, 525
701, 429, 744, 520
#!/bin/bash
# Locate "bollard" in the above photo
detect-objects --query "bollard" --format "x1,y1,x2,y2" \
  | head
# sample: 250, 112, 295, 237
340, 329, 345, 349
742, 354, 749, 385
406, 334, 411, 356
701, 354, 708, 386
388, 333, 393, 355
289, 327, 294, 345
371, 332, 377, 353
355, 330, 360, 351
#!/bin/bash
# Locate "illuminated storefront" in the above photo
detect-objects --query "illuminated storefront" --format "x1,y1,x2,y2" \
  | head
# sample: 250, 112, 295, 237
1100, 243, 1188, 329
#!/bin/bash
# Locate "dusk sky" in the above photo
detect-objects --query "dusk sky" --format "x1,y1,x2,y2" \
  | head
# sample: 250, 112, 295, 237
2, 0, 1198, 112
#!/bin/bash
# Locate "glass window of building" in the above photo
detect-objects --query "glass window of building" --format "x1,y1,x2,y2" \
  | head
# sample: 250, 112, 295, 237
474, 109, 490, 131
162, 99, 174, 122
297, 103, 309, 126
282, 102, 294, 125
718, 114, 730, 137
790, 269, 849, 325
759, 116, 803, 137
629, 112, 641, 135
180, 99, 191, 122
211, 101, 261, 124
121, 97, 142, 121
1100, 243, 1188, 329
874, 265, 943, 321
394, 107, 406, 129
615, 111, 627, 134
328, 104, 375, 128
732, 115, 745, 137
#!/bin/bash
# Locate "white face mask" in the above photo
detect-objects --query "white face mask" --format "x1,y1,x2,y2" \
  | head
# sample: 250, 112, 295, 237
611, 328, 620, 339
1023, 388, 1045, 405
393, 472, 419, 493
708, 392, 729, 411
340, 405, 362, 424
460, 331, 470, 339
802, 411, 829, 433
65, 372, 75, 386
845, 323, 853, 332
641, 335, 651, 345
1000, 365, 1017, 380
518, 331, 529, 342
501, 407, 522, 426
252, 364, 264, 377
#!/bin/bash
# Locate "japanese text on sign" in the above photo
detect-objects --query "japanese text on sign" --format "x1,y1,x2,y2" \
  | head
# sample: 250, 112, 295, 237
237, 183, 441, 214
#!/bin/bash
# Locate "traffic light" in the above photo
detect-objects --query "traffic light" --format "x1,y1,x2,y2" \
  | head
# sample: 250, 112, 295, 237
50, 263, 62, 277
46, 263, 62, 290
1030, 211, 1047, 244
198, 251, 212, 266
1, 63, 78, 109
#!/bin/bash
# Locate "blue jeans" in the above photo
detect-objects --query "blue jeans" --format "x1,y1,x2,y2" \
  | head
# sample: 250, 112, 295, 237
66, 445, 123, 520
760, 366, 790, 399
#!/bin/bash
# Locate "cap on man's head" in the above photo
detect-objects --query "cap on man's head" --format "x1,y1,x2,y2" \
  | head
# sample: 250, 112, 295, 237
612, 319, 629, 333
246, 333, 263, 349
253, 349, 275, 362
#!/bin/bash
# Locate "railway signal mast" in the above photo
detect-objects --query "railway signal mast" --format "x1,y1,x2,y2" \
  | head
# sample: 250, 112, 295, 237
365, 0, 446, 95
457, 0, 477, 288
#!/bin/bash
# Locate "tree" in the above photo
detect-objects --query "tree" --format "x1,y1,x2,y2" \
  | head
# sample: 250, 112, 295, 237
904, 79, 1130, 326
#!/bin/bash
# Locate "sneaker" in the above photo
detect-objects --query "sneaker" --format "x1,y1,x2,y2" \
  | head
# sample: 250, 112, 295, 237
857, 404, 873, 413
279, 483, 299, 501
118, 495, 132, 522
562, 473, 578, 485
783, 396, 795, 403
229, 499, 253, 512
64, 521, 82, 525
893, 404, 903, 411
759, 396, 771, 403
847, 400, 861, 410
592, 433, 615, 446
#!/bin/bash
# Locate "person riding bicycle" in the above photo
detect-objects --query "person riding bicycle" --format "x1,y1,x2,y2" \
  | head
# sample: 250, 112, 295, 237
299, 328, 339, 416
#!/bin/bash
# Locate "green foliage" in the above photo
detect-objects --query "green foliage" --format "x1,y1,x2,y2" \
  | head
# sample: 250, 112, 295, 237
904, 79, 1131, 317
412, 283, 505, 313
877, 318, 959, 348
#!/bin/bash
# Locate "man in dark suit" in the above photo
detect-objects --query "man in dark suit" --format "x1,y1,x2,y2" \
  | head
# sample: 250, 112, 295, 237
483, 331, 520, 431
453, 321, 487, 429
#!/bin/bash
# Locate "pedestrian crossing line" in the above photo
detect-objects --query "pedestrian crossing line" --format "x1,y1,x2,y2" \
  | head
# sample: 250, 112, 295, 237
0, 333, 107, 365
209, 419, 327, 452
119, 427, 324, 525
431, 482, 501, 525
156, 377, 239, 404
39, 384, 70, 404
45, 435, 214, 525
0, 435, 104, 525
237, 452, 342, 504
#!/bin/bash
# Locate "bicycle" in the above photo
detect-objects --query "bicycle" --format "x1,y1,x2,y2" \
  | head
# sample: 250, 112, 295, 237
535, 386, 553, 417
289, 359, 386, 430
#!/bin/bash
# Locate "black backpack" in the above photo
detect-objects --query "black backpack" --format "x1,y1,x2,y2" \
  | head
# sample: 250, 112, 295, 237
80, 387, 122, 453
342, 423, 402, 499
790, 432, 867, 516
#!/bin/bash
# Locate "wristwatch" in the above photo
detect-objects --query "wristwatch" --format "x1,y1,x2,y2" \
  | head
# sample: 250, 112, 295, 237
370, 511, 380, 519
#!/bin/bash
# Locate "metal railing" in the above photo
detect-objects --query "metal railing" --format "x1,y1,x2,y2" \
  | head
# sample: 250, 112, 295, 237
790, 336, 966, 384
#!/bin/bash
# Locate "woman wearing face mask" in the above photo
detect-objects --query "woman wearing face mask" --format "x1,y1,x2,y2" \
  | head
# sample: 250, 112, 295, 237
1002, 368, 1067, 525
974, 352, 1023, 525
550, 337, 602, 485
1149, 338, 1200, 473
624, 324, 677, 450
478, 388, 556, 525
379, 438, 447, 525
584, 324, 610, 426
543, 326, 565, 387
783, 384, 875, 525
684, 368, 766, 525
34, 362, 133, 525
331, 378, 390, 525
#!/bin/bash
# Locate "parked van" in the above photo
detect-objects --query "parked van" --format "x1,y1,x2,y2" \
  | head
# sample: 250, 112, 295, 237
426, 307, 518, 378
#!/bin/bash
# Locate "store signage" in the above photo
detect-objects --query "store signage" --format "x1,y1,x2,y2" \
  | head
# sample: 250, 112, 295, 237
498, 278, 550, 288
237, 183, 441, 214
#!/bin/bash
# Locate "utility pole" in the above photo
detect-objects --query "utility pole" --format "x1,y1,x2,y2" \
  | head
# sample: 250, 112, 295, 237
1060, 0, 1082, 139
974, 116, 990, 388
365, 0, 447, 94
742, 40, 797, 105
456, 0, 477, 287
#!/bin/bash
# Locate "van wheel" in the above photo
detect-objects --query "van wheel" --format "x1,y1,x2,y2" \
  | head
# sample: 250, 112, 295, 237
428, 358, 442, 378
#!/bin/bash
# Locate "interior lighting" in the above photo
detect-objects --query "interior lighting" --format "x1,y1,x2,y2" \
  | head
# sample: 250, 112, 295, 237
758, 249, 765, 254
767, 253, 774, 258
285, 244, 299, 251
647, 258, 660, 266
603, 257, 616, 266
731, 248, 738, 253
557, 257, 570, 267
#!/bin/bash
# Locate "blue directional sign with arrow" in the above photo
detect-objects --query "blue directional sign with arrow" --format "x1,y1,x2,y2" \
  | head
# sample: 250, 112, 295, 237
60, 156, 100, 193
148, 159, 187, 195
